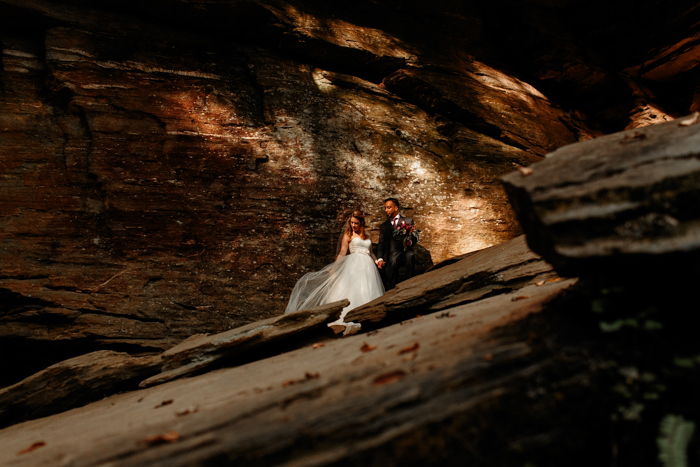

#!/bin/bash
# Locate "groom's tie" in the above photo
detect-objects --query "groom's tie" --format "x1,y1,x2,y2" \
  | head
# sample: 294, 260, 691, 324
392, 218, 397, 228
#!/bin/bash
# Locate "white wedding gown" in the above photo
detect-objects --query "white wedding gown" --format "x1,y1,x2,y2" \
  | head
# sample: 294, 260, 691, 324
285, 237, 385, 333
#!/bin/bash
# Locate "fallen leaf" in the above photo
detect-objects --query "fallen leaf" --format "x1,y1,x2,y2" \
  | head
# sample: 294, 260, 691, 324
437, 312, 455, 318
517, 166, 533, 176
374, 370, 406, 385
17, 441, 46, 456
535, 280, 546, 286
679, 112, 699, 126
312, 343, 325, 349
511, 295, 530, 301
620, 131, 647, 143
283, 372, 320, 387
360, 342, 377, 352
548, 277, 563, 283
398, 343, 420, 355
176, 406, 198, 416
154, 399, 174, 408
415, 314, 422, 318
143, 432, 181, 445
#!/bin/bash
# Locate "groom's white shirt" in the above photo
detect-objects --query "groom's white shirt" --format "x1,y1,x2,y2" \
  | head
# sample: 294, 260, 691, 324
377, 214, 402, 263
391, 213, 400, 227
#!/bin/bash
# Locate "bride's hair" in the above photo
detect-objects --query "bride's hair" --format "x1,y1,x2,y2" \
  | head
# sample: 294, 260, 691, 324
345, 210, 368, 240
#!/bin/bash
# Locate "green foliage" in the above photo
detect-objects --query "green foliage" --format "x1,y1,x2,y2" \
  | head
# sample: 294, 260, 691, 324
599, 318, 664, 332
590, 299, 606, 313
657, 414, 695, 467
619, 402, 645, 421
599, 318, 638, 332
672, 355, 700, 368
644, 320, 664, 330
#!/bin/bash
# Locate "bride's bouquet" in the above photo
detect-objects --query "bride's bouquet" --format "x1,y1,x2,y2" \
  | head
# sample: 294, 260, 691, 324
393, 221, 420, 251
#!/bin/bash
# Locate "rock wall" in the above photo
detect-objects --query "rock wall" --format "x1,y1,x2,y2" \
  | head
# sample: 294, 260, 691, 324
2, 0, 700, 383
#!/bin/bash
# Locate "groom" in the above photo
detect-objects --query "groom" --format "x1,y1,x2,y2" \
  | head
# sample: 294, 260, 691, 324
376, 197, 416, 290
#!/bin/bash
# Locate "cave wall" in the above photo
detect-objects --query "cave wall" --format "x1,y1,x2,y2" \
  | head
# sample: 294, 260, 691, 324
2, 0, 699, 381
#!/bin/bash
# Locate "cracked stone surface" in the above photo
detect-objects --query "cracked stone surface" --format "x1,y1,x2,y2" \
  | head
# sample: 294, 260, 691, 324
501, 116, 700, 277
0, 278, 578, 467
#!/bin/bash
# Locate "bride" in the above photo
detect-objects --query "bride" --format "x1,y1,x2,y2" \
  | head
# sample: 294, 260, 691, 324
285, 211, 385, 333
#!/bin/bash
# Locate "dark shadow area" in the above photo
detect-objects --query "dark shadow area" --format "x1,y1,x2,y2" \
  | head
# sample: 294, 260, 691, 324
0, 338, 162, 389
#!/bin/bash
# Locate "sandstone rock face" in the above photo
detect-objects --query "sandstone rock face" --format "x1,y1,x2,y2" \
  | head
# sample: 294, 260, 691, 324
0, 0, 565, 379
502, 116, 700, 278
2, 0, 700, 383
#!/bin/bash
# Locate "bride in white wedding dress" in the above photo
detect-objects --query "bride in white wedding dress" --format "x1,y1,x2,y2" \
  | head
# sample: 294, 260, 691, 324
285, 211, 385, 334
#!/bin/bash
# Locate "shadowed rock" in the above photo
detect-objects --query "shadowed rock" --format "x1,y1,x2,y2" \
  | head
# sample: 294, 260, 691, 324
0, 351, 160, 429
501, 115, 700, 278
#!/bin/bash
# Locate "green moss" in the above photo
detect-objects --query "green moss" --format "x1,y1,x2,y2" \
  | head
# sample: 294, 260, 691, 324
657, 414, 695, 467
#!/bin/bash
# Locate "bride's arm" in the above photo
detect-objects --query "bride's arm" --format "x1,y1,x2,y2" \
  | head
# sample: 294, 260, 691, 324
370, 242, 379, 263
336, 234, 349, 261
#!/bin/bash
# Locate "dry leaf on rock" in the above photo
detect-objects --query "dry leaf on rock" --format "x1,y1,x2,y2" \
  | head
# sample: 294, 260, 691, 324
374, 370, 406, 385
154, 399, 174, 408
17, 441, 46, 456
517, 166, 533, 176
176, 406, 198, 416
535, 280, 546, 286
398, 343, 420, 355
142, 432, 181, 445
437, 312, 455, 318
360, 343, 377, 352
312, 343, 325, 349
283, 372, 320, 387
511, 295, 530, 301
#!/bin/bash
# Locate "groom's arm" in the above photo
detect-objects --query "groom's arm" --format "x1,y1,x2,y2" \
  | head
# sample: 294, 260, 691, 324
376, 224, 387, 263
405, 217, 418, 247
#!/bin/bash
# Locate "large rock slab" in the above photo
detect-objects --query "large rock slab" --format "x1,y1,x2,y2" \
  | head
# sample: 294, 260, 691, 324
0, 278, 579, 467
140, 300, 348, 388
0, 2, 551, 382
345, 235, 558, 325
501, 116, 700, 277
0, 351, 160, 429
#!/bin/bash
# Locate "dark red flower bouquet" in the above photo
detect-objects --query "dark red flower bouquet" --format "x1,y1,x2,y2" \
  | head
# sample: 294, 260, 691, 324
393, 221, 420, 251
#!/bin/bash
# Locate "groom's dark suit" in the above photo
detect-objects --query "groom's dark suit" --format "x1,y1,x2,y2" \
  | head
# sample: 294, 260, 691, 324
377, 215, 416, 290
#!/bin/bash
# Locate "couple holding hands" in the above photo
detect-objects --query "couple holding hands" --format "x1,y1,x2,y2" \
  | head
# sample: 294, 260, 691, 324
285, 198, 418, 320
